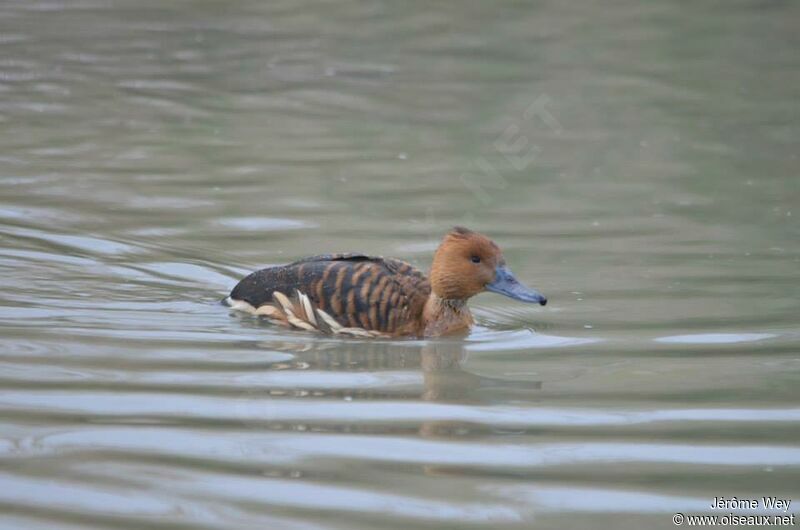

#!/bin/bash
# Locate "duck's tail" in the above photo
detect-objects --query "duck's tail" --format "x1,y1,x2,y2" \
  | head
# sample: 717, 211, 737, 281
225, 289, 387, 338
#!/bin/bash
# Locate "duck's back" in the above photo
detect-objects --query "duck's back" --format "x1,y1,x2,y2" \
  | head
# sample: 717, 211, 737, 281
227, 254, 431, 336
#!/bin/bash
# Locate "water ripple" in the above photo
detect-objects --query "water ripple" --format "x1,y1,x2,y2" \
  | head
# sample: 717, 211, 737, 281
655, 333, 778, 344
2, 391, 799, 428
9, 427, 799, 469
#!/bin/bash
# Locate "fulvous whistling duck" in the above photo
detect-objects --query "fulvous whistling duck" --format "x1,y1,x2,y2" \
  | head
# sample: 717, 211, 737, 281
225, 226, 547, 338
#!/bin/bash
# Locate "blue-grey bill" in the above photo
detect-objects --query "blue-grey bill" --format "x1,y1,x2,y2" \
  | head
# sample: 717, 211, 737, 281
486, 265, 547, 305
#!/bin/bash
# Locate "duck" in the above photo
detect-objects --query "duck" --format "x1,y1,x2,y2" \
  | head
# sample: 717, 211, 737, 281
224, 226, 547, 338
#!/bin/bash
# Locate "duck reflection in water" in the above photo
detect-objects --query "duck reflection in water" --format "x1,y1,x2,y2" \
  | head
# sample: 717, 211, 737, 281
236, 336, 542, 439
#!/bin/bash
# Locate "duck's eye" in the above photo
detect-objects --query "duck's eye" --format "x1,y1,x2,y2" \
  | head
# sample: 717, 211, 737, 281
470, 255, 481, 264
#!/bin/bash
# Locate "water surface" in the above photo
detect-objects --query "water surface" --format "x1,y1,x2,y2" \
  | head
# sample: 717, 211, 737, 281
1, 1, 799, 529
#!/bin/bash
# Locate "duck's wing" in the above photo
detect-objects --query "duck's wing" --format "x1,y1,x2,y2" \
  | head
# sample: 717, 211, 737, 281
226, 254, 430, 337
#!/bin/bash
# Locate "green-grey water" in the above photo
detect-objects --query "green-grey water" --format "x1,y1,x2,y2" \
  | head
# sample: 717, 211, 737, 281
1, 1, 799, 529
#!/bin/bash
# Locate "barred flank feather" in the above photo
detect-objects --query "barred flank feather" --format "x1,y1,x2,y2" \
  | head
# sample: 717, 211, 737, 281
227, 253, 430, 338
254, 289, 388, 338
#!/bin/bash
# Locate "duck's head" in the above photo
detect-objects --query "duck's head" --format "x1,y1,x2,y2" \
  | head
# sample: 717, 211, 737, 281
429, 226, 547, 305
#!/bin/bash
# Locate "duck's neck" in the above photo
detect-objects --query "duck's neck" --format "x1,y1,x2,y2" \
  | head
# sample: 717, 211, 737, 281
422, 293, 474, 337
